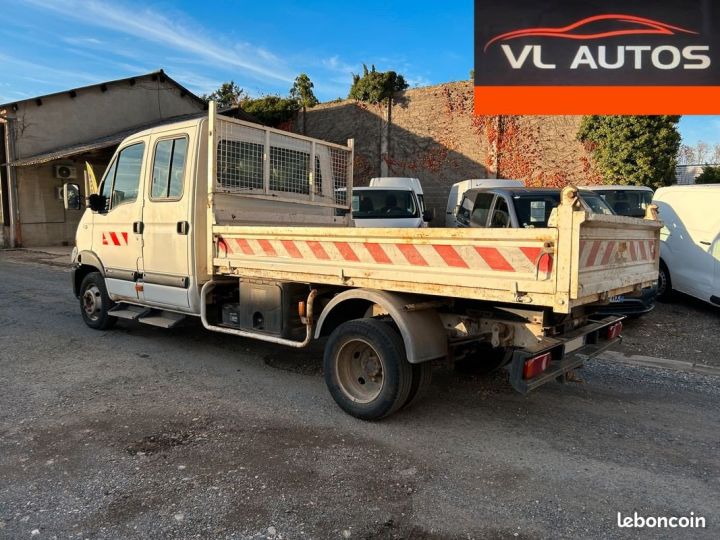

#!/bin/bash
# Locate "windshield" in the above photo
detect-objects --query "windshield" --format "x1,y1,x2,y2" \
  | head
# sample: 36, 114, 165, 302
591, 189, 653, 218
351, 189, 418, 219
580, 192, 615, 216
513, 193, 561, 228
513, 191, 615, 227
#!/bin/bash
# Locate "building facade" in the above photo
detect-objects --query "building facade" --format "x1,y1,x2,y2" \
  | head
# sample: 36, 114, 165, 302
0, 70, 206, 247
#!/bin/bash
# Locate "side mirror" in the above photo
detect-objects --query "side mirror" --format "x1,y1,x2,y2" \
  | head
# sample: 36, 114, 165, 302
88, 193, 107, 213
63, 183, 81, 210
423, 209, 434, 222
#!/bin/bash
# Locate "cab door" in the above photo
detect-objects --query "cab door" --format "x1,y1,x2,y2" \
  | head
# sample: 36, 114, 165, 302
140, 132, 193, 309
93, 140, 147, 302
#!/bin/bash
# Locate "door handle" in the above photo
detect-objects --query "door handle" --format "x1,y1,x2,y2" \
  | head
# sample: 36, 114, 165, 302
700, 241, 711, 246
177, 221, 190, 235
133, 221, 144, 234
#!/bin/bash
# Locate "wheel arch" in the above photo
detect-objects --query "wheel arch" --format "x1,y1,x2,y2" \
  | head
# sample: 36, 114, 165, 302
314, 289, 447, 363
72, 250, 105, 297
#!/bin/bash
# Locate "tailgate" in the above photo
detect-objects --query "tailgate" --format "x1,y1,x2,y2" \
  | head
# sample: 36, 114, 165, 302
551, 189, 662, 312
574, 214, 661, 301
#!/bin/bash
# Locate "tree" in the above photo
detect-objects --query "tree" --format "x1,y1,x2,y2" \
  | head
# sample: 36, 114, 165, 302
713, 143, 720, 164
677, 144, 696, 166
348, 64, 408, 104
241, 95, 299, 127
348, 64, 409, 176
695, 140, 709, 164
578, 116, 681, 189
290, 73, 319, 134
203, 81, 246, 109
695, 165, 720, 184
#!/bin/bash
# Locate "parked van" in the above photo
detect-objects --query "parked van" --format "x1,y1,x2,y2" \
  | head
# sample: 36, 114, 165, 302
369, 177, 426, 213
653, 185, 720, 306
341, 185, 431, 228
445, 179, 523, 227
582, 185, 654, 218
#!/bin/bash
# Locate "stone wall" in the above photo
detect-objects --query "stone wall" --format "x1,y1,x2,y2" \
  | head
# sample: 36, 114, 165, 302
296, 81, 601, 223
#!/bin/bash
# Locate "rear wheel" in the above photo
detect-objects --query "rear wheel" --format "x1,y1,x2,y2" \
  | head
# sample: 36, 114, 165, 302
656, 261, 674, 302
402, 361, 433, 410
79, 272, 117, 330
324, 319, 413, 420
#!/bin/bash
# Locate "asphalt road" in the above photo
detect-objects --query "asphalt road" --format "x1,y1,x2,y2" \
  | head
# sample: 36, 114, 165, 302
1, 250, 719, 539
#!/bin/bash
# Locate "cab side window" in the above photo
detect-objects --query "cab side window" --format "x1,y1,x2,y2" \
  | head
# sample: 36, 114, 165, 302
151, 137, 188, 200
98, 159, 117, 211
470, 193, 494, 227
106, 143, 145, 209
490, 196, 511, 228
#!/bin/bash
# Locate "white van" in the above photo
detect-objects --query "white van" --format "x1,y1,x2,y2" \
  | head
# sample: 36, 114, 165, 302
339, 186, 431, 228
653, 185, 720, 306
369, 177, 426, 213
445, 179, 523, 227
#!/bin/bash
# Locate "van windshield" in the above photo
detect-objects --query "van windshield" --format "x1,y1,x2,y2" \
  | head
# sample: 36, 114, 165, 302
351, 190, 418, 219
513, 194, 561, 228
592, 189, 653, 217
513, 191, 615, 227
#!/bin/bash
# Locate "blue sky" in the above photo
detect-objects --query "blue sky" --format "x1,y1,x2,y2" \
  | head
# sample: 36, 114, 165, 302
0, 0, 717, 146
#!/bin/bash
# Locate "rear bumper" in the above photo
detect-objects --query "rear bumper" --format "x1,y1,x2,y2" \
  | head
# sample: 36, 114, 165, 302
506, 316, 624, 394
595, 286, 657, 317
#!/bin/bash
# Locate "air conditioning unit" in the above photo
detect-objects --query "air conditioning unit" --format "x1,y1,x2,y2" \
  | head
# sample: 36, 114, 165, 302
54, 164, 77, 179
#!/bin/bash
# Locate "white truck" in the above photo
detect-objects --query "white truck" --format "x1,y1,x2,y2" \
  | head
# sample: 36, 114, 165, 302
65, 103, 661, 420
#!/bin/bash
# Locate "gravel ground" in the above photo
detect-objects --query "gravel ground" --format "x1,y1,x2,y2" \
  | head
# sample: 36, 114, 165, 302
1, 250, 719, 539
616, 298, 720, 367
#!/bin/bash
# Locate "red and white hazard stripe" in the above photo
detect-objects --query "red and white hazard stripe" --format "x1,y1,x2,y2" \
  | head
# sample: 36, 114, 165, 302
217, 236, 554, 275
580, 239, 656, 269
101, 231, 129, 246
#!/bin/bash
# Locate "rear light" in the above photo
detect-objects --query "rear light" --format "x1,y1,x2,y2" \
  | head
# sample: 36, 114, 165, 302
605, 321, 623, 340
523, 352, 552, 379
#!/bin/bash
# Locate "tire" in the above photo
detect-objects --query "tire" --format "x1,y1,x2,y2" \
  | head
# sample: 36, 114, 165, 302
454, 343, 512, 376
656, 261, 674, 302
402, 361, 433, 410
323, 318, 413, 420
79, 272, 117, 330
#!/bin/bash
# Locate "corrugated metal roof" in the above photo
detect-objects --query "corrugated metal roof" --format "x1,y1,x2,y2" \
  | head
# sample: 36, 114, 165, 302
7, 112, 204, 167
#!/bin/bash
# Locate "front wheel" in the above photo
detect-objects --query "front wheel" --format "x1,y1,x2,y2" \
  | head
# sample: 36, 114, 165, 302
324, 319, 413, 420
79, 272, 117, 330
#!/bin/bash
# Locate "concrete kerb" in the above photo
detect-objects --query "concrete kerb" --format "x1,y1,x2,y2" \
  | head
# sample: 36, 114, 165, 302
597, 350, 720, 377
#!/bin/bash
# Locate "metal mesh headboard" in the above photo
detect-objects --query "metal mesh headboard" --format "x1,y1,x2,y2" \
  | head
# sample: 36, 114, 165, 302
213, 111, 353, 208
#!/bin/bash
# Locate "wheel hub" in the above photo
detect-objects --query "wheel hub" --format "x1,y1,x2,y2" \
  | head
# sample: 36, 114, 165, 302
82, 285, 102, 321
336, 339, 385, 403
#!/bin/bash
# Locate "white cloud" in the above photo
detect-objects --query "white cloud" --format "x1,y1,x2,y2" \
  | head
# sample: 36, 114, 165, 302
21, 0, 294, 84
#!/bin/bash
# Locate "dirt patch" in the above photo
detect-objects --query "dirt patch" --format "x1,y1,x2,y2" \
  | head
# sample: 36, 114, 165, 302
126, 431, 194, 455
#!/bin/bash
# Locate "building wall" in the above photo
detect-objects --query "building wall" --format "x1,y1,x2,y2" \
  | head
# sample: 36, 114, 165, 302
8, 78, 201, 160
16, 159, 106, 246
1, 75, 205, 246
297, 81, 600, 221
676, 164, 719, 185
